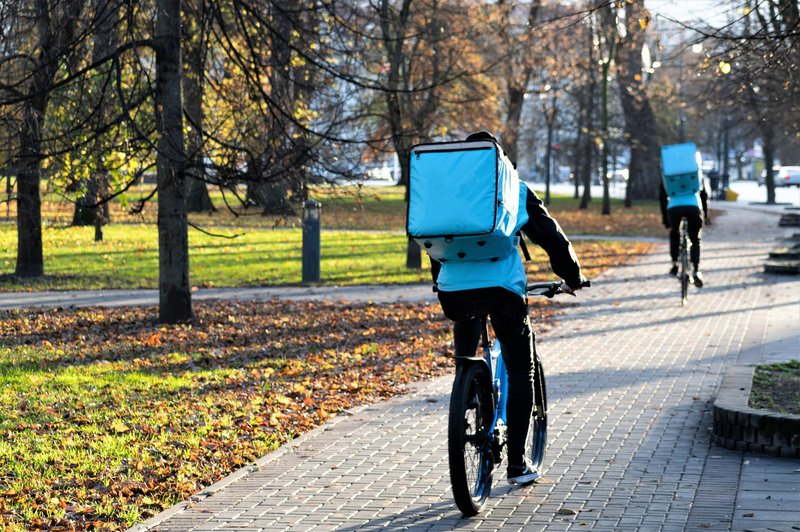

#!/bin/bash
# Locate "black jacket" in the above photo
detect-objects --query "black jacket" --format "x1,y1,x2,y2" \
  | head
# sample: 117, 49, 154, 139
659, 181, 709, 227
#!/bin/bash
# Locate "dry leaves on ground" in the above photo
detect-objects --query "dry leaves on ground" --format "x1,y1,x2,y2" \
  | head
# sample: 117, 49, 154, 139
0, 298, 562, 530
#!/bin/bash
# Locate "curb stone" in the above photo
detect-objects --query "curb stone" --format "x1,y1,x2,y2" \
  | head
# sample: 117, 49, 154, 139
713, 365, 800, 458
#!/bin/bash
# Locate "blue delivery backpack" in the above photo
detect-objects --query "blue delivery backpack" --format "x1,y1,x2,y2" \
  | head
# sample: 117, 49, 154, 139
407, 139, 520, 262
661, 142, 702, 198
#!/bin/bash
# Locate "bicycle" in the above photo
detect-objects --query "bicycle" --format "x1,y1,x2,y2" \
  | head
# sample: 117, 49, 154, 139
677, 218, 693, 306
447, 280, 589, 516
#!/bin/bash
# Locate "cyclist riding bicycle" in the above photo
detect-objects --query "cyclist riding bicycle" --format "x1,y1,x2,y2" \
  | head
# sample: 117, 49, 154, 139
430, 131, 587, 486
658, 143, 711, 288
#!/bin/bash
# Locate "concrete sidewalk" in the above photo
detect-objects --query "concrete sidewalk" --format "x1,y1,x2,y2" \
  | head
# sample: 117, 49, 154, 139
113, 206, 800, 531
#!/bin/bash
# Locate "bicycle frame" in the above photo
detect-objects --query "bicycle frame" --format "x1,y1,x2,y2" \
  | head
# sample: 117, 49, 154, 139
481, 321, 508, 462
469, 281, 570, 460
455, 318, 508, 464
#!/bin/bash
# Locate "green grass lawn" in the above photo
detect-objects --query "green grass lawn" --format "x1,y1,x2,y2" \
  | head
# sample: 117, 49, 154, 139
10, 184, 410, 231
0, 221, 655, 292
0, 223, 432, 290
11, 183, 663, 235
1, 184, 666, 292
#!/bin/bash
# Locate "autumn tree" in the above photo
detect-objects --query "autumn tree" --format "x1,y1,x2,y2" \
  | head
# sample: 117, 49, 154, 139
701, 0, 800, 204
596, 0, 621, 215
1, 0, 158, 268
615, 0, 661, 202
69, 1, 122, 239
1, 0, 85, 277
493, 0, 541, 162
354, 0, 498, 269
153, 0, 193, 322
199, 0, 332, 217
184, 0, 215, 213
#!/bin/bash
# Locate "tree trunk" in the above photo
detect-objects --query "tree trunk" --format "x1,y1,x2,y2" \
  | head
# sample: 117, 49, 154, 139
187, 177, 214, 212
598, 2, 616, 216
16, 115, 44, 277
503, 86, 525, 163
73, 0, 118, 229
579, 133, 593, 209
544, 104, 555, 206
600, 56, 612, 216
579, 21, 596, 210
155, 0, 192, 323
249, 178, 294, 215
398, 144, 421, 269
15, 0, 81, 276
573, 108, 583, 200
721, 118, 730, 191
616, 0, 660, 201
73, 177, 100, 226
624, 150, 637, 208
184, 0, 214, 213
763, 132, 776, 204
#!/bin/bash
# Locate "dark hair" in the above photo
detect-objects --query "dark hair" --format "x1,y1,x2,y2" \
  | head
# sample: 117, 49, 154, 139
465, 131, 498, 143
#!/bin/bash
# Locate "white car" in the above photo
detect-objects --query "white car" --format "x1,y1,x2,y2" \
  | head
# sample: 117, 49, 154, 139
760, 166, 800, 187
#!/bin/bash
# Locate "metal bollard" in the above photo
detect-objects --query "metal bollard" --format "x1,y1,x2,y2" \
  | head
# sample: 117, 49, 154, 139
302, 200, 321, 282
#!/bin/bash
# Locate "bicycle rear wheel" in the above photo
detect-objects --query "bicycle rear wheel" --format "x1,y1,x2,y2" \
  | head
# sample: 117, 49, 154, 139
679, 228, 690, 306
448, 361, 494, 516
526, 354, 548, 473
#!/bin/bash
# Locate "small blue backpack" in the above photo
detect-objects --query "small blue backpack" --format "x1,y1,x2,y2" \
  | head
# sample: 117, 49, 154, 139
407, 139, 521, 262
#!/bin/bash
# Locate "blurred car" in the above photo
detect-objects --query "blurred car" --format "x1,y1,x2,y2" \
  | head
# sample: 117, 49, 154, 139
759, 166, 800, 187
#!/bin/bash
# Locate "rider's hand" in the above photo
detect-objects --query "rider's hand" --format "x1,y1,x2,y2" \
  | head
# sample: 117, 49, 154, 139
564, 276, 588, 296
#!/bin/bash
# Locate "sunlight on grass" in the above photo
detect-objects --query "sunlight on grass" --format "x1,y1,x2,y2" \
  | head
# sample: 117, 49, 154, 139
0, 343, 288, 529
0, 218, 654, 291
0, 300, 455, 529
1, 185, 664, 291
0, 223, 432, 290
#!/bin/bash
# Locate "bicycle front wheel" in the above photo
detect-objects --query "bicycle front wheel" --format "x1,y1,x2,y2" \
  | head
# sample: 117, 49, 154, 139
526, 354, 548, 472
448, 361, 494, 516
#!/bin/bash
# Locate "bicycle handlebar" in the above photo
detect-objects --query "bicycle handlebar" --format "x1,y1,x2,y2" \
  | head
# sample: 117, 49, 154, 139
526, 280, 591, 298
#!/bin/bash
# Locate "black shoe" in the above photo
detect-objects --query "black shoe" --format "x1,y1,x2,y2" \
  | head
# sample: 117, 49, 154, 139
669, 265, 678, 276
694, 270, 704, 288
508, 458, 540, 486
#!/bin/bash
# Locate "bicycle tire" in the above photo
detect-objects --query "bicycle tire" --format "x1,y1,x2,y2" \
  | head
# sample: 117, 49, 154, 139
527, 354, 548, 472
448, 361, 494, 516
679, 224, 690, 306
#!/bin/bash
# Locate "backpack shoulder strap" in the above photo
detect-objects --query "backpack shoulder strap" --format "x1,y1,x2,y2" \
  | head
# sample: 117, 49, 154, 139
517, 231, 531, 262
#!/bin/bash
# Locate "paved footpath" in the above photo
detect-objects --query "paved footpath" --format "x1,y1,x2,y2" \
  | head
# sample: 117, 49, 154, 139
118, 203, 800, 532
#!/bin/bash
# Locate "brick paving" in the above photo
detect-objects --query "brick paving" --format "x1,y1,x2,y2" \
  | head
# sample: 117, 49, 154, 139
125, 204, 800, 531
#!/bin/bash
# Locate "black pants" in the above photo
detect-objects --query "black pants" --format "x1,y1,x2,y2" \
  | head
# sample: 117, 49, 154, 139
668, 205, 703, 269
438, 287, 535, 468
